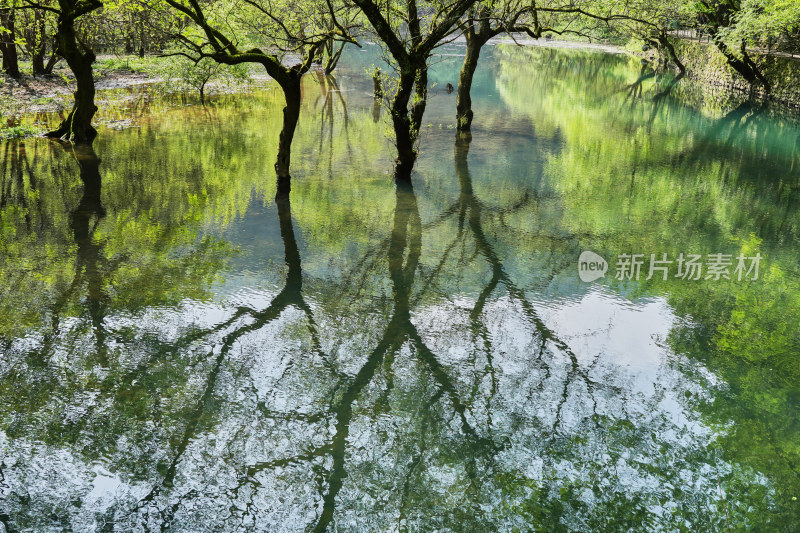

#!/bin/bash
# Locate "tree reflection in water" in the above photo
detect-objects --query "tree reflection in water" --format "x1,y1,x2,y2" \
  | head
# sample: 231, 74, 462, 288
2, 45, 800, 531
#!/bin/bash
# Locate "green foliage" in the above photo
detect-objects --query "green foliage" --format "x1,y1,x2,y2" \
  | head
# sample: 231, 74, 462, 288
155, 54, 251, 99
94, 54, 160, 73
0, 122, 40, 139
719, 0, 800, 51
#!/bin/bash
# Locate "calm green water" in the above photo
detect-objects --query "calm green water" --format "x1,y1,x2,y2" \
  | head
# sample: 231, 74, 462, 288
1, 44, 800, 532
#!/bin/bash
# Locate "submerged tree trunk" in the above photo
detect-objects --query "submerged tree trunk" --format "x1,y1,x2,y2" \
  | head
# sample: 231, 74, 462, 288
46, 4, 101, 143
455, 7, 499, 133
46, 49, 98, 142
274, 74, 302, 195
456, 34, 485, 131
372, 96, 381, 123
391, 62, 428, 181
0, 10, 21, 79
324, 40, 345, 75
372, 68, 382, 97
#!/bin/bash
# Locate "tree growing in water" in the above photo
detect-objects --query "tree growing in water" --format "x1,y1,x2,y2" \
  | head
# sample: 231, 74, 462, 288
163, 0, 358, 194
455, 1, 529, 132
15, 0, 105, 142
350, 0, 478, 179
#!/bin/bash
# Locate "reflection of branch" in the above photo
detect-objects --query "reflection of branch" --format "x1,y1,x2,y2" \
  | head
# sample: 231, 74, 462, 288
623, 62, 655, 104
310, 180, 491, 530
311, 74, 355, 180
58, 143, 111, 364
454, 134, 620, 437
647, 72, 685, 128
311, 335, 400, 532
133, 191, 333, 523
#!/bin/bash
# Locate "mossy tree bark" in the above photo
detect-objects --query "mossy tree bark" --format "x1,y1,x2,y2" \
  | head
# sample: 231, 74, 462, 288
456, 34, 485, 131
44, 0, 104, 143
392, 62, 428, 180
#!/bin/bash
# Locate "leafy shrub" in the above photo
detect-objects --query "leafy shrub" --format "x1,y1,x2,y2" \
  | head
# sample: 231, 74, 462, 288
155, 54, 251, 102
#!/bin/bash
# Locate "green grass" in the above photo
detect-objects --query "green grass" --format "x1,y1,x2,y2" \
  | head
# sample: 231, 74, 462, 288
94, 55, 161, 75
0, 124, 41, 139
32, 96, 57, 106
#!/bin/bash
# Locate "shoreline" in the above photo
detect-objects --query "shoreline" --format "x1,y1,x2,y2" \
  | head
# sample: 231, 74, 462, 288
1, 39, 797, 136
491, 34, 626, 55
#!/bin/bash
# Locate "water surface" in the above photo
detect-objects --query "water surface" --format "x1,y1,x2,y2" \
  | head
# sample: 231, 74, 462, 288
1, 44, 800, 531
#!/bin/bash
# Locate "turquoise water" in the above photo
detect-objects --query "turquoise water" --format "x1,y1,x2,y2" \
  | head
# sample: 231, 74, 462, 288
1, 44, 800, 531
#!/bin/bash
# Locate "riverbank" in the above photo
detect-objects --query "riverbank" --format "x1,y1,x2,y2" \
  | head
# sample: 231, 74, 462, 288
672, 39, 800, 108
1, 70, 155, 116
498, 35, 800, 110
3, 38, 800, 138
492, 34, 626, 55
0, 54, 284, 138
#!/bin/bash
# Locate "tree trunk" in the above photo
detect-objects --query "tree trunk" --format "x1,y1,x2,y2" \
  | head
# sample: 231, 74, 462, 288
710, 32, 771, 93
44, 45, 59, 74
0, 11, 21, 79
410, 68, 428, 136
31, 10, 47, 76
456, 34, 483, 131
657, 33, 685, 75
372, 69, 382, 97
46, 14, 98, 143
324, 40, 345, 75
138, 19, 145, 58
372, 96, 381, 123
392, 63, 428, 181
31, 49, 46, 77
275, 74, 302, 194
739, 42, 771, 93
